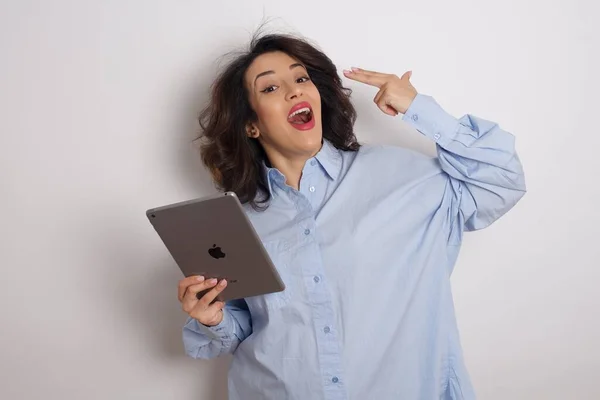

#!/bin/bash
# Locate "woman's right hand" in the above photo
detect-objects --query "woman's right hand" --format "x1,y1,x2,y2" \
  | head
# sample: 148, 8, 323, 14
178, 275, 228, 327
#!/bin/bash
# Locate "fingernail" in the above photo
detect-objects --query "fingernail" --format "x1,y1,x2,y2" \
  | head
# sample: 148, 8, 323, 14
210, 278, 218, 284
351, 67, 360, 72
196, 276, 204, 281
219, 279, 227, 287
343, 69, 352, 74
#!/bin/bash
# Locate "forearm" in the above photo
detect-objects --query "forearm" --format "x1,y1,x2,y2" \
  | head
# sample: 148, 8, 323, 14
182, 300, 252, 359
403, 94, 526, 230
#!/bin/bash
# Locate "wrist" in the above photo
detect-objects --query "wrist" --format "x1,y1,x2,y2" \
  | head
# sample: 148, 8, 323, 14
198, 310, 225, 328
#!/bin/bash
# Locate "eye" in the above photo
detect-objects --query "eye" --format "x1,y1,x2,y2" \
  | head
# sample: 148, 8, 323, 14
261, 85, 278, 93
297, 76, 310, 83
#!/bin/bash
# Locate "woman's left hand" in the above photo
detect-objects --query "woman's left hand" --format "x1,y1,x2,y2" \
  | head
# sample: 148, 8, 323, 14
343, 67, 418, 116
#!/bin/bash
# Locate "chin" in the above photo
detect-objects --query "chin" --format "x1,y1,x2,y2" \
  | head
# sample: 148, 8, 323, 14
298, 130, 323, 153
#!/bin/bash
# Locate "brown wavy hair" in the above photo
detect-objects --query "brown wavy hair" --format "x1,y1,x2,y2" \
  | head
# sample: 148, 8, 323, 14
197, 31, 360, 211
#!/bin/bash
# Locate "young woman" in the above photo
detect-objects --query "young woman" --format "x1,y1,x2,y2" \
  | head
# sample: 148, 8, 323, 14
177, 32, 526, 400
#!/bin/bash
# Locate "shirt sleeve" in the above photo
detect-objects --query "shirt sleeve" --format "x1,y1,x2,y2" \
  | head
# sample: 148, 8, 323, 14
182, 298, 252, 359
402, 93, 526, 234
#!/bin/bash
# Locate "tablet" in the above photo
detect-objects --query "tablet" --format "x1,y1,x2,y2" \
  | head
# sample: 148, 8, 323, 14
146, 191, 285, 303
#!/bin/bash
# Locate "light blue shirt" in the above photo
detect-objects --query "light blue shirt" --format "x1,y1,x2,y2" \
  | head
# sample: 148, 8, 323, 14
183, 93, 526, 399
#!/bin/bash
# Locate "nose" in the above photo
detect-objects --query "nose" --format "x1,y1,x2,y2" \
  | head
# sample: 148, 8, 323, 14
285, 82, 303, 101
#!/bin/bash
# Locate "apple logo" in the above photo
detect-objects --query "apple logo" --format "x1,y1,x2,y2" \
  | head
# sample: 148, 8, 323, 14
208, 244, 226, 259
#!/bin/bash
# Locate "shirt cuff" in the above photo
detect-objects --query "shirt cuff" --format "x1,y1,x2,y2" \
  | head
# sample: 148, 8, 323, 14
402, 93, 459, 147
184, 311, 233, 341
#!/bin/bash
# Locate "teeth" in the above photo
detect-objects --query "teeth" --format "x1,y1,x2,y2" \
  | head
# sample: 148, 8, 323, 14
288, 107, 311, 118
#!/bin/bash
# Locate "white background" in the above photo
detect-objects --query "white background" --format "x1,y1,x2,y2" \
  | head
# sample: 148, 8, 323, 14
1, 0, 599, 399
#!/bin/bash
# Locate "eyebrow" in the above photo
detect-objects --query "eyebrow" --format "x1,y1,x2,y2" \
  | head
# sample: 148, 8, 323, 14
253, 63, 306, 87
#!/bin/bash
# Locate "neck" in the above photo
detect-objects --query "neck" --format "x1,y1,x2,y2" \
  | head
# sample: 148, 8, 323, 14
272, 158, 305, 190
264, 142, 323, 191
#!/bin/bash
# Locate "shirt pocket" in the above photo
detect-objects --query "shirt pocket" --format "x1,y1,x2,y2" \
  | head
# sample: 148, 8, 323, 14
259, 240, 294, 311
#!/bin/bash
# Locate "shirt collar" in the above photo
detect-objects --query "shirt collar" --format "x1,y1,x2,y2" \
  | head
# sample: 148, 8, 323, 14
262, 138, 342, 196
314, 138, 342, 181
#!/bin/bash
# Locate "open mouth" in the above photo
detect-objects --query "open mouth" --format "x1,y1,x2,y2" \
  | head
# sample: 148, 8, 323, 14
287, 102, 315, 130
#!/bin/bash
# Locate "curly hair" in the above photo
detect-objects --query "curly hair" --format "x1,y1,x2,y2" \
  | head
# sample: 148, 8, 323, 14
197, 31, 360, 211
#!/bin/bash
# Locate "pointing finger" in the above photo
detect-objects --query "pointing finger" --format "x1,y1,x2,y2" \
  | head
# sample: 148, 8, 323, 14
343, 68, 387, 88
352, 67, 388, 77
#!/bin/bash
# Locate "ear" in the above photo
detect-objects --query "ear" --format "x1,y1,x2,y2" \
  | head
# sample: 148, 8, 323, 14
246, 122, 260, 139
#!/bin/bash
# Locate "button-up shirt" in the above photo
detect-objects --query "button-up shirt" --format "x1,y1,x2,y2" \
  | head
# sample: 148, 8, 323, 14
183, 93, 526, 400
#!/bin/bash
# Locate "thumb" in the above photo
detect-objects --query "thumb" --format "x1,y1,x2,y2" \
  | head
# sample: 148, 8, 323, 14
401, 71, 412, 81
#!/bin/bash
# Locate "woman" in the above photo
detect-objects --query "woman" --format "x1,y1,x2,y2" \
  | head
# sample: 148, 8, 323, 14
177, 32, 526, 400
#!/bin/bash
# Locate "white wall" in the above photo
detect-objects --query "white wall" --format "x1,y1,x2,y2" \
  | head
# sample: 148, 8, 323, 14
1, 1, 598, 399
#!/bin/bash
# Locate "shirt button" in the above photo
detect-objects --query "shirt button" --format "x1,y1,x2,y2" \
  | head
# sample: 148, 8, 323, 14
310, 160, 316, 166
324, 326, 330, 333
304, 228, 311, 235
313, 276, 320, 283
332, 376, 339, 383
309, 186, 315, 192
434, 133, 441, 140
411, 114, 418, 121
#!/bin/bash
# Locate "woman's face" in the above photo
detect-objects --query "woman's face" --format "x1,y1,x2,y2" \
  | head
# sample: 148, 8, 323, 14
244, 51, 323, 163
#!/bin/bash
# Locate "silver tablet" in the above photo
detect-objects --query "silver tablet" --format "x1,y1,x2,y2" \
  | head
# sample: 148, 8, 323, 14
146, 191, 285, 303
